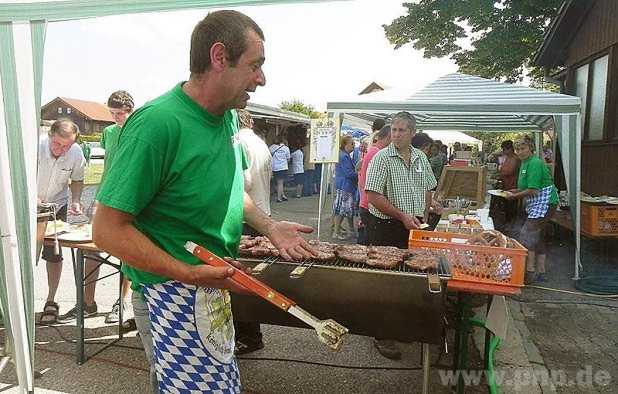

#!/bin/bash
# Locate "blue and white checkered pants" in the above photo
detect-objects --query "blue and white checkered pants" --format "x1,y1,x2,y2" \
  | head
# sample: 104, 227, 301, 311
142, 281, 241, 393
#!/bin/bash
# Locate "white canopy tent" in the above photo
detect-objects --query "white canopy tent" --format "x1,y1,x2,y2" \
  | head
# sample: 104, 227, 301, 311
327, 72, 582, 280
0, 1, 343, 392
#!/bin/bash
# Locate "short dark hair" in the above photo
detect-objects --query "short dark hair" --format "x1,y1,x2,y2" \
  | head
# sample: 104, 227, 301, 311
411, 133, 433, 149
190, 10, 264, 74
372, 118, 386, 132
107, 90, 134, 110
375, 125, 391, 141
501, 140, 514, 151
392, 111, 416, 131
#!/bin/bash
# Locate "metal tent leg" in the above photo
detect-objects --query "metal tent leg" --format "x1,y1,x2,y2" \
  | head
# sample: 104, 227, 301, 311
422, 343, 430, 394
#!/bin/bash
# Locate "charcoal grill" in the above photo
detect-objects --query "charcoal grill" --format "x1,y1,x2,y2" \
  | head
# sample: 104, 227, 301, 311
232, 255, 451, 344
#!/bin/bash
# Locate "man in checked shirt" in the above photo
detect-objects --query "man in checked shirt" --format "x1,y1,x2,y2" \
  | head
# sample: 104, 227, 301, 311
364, 111, 441, 359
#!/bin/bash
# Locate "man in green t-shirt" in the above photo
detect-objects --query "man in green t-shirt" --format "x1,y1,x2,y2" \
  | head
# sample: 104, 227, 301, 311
101, 91, 134, 325
59, 91, 137, 324
92, 10, 315, 393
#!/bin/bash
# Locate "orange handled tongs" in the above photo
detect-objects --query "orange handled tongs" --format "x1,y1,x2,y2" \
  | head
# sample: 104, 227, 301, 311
185, 241, 348, 351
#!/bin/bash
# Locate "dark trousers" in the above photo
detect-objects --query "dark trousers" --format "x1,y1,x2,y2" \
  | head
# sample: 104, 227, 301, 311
366, 213, 410, 249
235, 223, 263, 343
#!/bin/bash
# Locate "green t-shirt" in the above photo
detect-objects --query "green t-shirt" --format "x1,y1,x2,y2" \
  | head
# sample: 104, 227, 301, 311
517, 155, 559, 205
96, 83, 246, 291
100, 124, 121, 183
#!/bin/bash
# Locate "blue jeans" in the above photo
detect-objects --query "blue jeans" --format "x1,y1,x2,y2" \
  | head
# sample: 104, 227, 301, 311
132, 291, 159, 393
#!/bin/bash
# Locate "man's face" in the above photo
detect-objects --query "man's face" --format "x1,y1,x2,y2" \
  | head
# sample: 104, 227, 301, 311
49, 134, 76, 158
390, 119, 413, 149
222, 29, 266, 109
109, 106, 132, 127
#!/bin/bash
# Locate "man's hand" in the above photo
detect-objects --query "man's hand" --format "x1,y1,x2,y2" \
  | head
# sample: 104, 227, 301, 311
401, 214, 421, 230
182, 263, 249, 294
429, 199, 443, 215
69, 201, 84, 215
505, 191, 516, 200
266, 221, 316, 261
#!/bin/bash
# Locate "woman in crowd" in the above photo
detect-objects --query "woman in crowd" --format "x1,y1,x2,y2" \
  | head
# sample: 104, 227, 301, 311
290, 141, 305, 198
269, 135, 291, 203
332, 135, 358, 240
506, 135, 558, 284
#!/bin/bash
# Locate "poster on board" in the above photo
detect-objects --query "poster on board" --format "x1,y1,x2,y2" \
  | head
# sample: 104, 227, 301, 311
309, 116, 341, 163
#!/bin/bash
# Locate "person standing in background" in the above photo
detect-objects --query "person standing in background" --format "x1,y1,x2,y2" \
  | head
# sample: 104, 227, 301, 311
302, 137, 316, 196
357, 124, 390, 245
38, 119, 86, 324
269, 135, 291, 203
235, 109, 271, 354
332, 135, 358, 240
290, 142, 304, 198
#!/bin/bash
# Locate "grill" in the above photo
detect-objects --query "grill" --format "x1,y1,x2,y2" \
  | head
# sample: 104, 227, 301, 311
232, 255, 451, 344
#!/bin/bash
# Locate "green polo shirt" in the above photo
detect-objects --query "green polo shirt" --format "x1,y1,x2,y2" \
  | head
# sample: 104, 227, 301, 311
365, 143, 437, 218
96, 83, 246, 291
100, 124, 121, 183
517, 155, 559, 205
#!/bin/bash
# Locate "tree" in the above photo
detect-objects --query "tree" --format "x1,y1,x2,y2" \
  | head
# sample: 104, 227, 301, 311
383, 0, 562, 83
279, 99, 323, 119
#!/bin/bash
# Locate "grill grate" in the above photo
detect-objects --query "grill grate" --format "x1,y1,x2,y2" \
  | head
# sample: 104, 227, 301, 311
240, 255, 451, 278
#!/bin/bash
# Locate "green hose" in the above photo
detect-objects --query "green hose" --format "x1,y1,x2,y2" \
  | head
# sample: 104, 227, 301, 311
574, 275, 618, 295
468, 318, 501, 394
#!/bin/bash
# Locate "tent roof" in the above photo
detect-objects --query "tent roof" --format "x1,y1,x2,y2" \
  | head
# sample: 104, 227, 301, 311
247, 102, 310, 125
327, 72, 581, 132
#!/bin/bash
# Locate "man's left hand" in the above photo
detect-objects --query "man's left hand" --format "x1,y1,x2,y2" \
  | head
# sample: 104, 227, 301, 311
429, 199, 443, 215
69, 201, 84, 215
266, 221, 316, 261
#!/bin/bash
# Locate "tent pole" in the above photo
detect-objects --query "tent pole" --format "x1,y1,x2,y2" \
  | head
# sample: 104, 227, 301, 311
317, 164, 325, 239
573, 114, 582, 280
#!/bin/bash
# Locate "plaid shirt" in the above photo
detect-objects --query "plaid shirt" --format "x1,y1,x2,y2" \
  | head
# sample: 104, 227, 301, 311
525, 185, 552, 219
365, 143, 437, 219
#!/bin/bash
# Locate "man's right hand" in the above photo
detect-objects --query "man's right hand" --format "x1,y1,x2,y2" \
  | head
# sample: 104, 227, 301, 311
401, 214, 421, 230
182, 264, 249, 294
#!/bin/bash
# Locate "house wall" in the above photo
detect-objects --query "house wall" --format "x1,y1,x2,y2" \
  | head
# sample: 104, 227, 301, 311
562, 0, 618, 195
565, 0, 618, 66
41, 99, 112, 135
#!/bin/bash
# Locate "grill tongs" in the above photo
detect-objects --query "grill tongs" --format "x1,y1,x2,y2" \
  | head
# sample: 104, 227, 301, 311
185, 241, 349, 351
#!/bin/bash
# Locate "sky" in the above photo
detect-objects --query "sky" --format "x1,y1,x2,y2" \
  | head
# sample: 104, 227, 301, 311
42, 0, 459, 111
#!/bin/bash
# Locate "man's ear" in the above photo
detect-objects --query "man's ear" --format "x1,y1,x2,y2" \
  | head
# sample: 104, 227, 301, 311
209, 42, 227, 72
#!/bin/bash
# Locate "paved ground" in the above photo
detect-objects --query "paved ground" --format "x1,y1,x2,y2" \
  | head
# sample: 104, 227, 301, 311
1, 185, 617, 393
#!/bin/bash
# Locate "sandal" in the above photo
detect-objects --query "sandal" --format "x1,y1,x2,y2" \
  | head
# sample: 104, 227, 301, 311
39, 301, 59, 324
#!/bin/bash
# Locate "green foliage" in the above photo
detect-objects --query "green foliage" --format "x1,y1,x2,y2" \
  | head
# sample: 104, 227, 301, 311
464, 131, 524, 154
279, 99, 323, 119
383, 0, 562, 83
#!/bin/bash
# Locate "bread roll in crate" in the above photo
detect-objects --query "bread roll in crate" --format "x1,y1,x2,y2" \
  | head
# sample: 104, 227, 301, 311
408, 229, 527, 289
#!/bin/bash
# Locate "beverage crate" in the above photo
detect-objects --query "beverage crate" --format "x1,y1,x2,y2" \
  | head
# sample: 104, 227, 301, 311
581, 203, 618, 236
409, 230, 527, 289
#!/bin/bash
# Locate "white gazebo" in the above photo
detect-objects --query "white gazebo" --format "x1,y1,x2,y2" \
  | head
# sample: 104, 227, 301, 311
327, 72, 582, 279
0, 1, 339, 392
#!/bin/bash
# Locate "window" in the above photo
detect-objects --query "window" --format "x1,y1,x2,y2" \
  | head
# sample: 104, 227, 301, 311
574, 54, 609, 141
574, 64, 588, 140
57, 107, 62, 114
588, 55, 608, 141
67, 108, 72, 114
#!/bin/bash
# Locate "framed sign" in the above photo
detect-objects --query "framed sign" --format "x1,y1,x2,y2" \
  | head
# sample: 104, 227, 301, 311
309, 116, 341, 163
